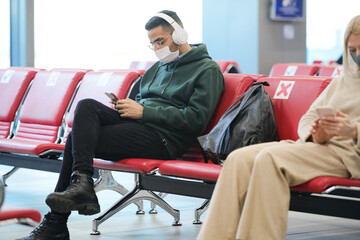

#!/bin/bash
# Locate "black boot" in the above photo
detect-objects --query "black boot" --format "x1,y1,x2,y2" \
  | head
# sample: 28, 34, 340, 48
46, 171, 100, 215
16, 212, 70, 240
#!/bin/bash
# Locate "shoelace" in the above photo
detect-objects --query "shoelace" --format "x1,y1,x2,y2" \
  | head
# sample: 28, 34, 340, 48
66, 175, 82, 192
31, 213, 53, 235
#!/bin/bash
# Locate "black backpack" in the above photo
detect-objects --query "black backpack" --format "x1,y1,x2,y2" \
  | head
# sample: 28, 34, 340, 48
198, 82, 278, 164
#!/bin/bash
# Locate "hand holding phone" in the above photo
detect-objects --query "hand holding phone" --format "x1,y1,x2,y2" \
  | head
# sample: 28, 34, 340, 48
316, 106, 336, 118
105, 92, 119, 101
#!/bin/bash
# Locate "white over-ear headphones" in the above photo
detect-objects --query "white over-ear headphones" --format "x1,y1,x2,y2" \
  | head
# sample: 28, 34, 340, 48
154, 12, 188, 45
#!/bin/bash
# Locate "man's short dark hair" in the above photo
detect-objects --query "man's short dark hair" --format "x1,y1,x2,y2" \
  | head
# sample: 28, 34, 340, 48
145, 10, 183, 32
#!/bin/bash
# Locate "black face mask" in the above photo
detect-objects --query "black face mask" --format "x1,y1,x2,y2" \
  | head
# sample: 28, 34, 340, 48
350, 52, 360, 67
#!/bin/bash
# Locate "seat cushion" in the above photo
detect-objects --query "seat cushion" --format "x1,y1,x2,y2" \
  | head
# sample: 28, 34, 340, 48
0, 124, 61, 155
93, 158, 165, 174
291, 176, 360, 193
159, 160, 222, 182
0, 205, 41, 223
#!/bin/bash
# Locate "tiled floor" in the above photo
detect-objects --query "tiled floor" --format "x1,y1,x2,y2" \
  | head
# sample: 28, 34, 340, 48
0, 166, 360, 240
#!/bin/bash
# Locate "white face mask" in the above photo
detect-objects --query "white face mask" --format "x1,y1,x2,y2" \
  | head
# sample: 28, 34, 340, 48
155, 45, 179, 63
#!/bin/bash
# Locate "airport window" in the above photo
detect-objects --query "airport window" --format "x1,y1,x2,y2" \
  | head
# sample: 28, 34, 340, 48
306, 0, 360, 64
0, 1, 10, 67
34, 0, 202, 70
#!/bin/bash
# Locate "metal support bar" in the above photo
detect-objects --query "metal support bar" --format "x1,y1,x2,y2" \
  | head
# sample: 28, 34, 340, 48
91, 174, 181, 235
140, 174, 216, 199
2, 167, 19, 186
0, 153, 62, 173
0, 152, 99, 177
193, 199, 210, 224
94, 170, 144, 214
290, 191, 360, 220
149, 192, 168, 214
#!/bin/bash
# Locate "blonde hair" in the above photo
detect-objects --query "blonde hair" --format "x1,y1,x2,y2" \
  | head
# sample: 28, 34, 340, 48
343, 15, 360, 76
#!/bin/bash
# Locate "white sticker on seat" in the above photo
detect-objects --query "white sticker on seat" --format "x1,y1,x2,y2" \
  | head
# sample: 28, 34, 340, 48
284, 66, 298, 76
97, 72, 113, 86
1, 70, 15, 84
47, 72, 61, 86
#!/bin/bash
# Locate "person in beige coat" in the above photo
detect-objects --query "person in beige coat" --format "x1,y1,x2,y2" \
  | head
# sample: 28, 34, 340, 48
197, 15, 360, 240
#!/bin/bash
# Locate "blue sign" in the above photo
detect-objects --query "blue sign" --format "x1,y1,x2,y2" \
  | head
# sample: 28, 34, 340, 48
270, 0, 304, 21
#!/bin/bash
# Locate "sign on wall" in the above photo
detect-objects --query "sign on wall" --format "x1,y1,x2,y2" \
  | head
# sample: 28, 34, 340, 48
270, 0, 304, 21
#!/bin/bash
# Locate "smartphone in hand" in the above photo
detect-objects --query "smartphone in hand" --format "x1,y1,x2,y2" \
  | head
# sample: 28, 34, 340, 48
105, 92, 119, 101
316, 106, 336, 118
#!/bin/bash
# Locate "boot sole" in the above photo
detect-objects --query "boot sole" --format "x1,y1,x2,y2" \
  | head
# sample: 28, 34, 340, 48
46, 196, 100, 216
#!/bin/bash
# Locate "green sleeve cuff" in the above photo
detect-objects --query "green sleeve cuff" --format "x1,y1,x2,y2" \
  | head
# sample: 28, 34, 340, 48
142, 105, 156, 122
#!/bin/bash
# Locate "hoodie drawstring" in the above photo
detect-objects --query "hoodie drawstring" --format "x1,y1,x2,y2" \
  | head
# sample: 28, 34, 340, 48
161, 61, 179, 94
148, 61, 179, 94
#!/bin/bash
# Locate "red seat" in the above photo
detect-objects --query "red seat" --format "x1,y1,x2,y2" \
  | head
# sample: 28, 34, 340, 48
158, 74, 256, 179
312, 60, 337, 65
246, 74, 266, 81
264, 76, 332, 141
0, 70, 84, 155
173, 73, 257, 164
0, 69, 37, 139
204, 74, 255, 133
94, 158, 165, 174
269, 63, 320, 77
318, 65, 344, 77
291, 176, 360, 193
36, 70, 142, 156
0, 205, 41, 226
263, 76, 360, 195
159, 161, 222, 182
215, 60, 241, 73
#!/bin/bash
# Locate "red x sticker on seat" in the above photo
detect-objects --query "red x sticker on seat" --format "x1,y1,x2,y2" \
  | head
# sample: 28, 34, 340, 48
274, 80, 295, 99
331, 67, 343, 77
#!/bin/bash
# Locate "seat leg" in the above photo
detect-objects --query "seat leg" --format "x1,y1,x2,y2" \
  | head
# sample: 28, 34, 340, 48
149, 192, 168, 214
2, 167, 19, 187
94, 169, 144, 214
0, 178, 4, 208
91, 176, 181, 235
193, 199, 210, 224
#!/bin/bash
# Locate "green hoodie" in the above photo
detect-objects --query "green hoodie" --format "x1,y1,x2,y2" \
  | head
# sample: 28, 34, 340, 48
136, 44, 225, 159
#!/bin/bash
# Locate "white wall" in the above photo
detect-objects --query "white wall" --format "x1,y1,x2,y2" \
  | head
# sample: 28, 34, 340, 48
34, 0, 203, 70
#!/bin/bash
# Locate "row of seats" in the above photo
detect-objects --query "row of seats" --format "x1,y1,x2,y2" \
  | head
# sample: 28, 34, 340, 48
130, 60, 241, 73
269, 63, 344, 77
0, 68, 143, 225
0, 66, 359, 236
129, 61, 344, 77
90, 73, 360, 234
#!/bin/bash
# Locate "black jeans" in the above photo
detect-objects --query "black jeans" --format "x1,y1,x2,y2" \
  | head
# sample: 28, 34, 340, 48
55, 99, 169, 192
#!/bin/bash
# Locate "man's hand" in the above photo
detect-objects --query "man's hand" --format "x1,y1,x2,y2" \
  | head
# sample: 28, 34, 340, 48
115, 98, 143, 119
310, 110, 357, 143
